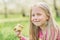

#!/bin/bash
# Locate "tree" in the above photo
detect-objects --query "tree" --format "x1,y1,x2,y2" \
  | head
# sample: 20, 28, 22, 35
53, 0, 60, 17
3, 0, 8, 18
21, 8, 25, 17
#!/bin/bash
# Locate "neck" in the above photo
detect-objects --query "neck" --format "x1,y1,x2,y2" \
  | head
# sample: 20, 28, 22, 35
39, 23, 48, 34
40, 24, 47, 31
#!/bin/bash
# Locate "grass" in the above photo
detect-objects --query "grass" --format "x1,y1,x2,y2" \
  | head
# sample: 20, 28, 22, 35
0, 14, 25, 19
55, 17, 60, 25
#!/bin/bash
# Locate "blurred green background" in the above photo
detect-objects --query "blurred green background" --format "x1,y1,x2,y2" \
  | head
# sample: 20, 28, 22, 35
0, 0, 60, 40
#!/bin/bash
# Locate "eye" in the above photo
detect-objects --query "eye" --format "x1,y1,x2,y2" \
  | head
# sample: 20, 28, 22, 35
32, 14, 35, 17
37, 13, 41, 16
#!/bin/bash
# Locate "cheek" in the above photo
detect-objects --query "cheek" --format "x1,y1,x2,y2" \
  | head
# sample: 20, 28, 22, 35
38, 16, 44, 20
31, 17, 34, 21
39, 15, 47, 21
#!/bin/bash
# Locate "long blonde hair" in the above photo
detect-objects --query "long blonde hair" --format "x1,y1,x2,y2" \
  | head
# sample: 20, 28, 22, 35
29, 2, 58, 40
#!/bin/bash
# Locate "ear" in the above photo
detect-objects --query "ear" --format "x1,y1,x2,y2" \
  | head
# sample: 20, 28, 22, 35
46, 16, 49, 21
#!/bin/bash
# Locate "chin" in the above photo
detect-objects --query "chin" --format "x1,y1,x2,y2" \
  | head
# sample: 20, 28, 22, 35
34, 24, 41, 26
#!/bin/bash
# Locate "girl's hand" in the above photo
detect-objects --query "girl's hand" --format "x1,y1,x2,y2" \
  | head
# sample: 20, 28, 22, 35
14, 24, 23, 38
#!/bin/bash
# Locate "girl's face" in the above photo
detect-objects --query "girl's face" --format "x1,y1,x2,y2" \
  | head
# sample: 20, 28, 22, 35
31, 6, 48, 26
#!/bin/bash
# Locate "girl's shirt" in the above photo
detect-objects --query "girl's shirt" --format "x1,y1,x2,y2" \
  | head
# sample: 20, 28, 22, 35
20, 27, 60, 40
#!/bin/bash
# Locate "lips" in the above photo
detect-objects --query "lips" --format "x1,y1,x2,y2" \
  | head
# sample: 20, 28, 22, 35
33, 21, 41, 24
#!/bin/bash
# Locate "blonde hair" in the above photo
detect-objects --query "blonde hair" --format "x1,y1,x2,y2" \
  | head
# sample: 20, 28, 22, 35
29, 2, 58, 40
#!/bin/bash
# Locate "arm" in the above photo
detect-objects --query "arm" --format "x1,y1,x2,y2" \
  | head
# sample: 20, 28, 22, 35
20, 36, 29, 40
20, 36, 27, 40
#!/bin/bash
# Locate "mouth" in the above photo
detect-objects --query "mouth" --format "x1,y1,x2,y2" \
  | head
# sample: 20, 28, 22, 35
33, 21, 41, 24
34, 21, 40, 22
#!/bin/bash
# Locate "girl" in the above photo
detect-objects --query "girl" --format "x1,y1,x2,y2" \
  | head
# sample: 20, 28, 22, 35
14, 2, 60, 40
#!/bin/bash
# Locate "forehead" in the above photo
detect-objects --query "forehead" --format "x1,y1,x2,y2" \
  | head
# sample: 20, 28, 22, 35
31, 6, 45, 13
